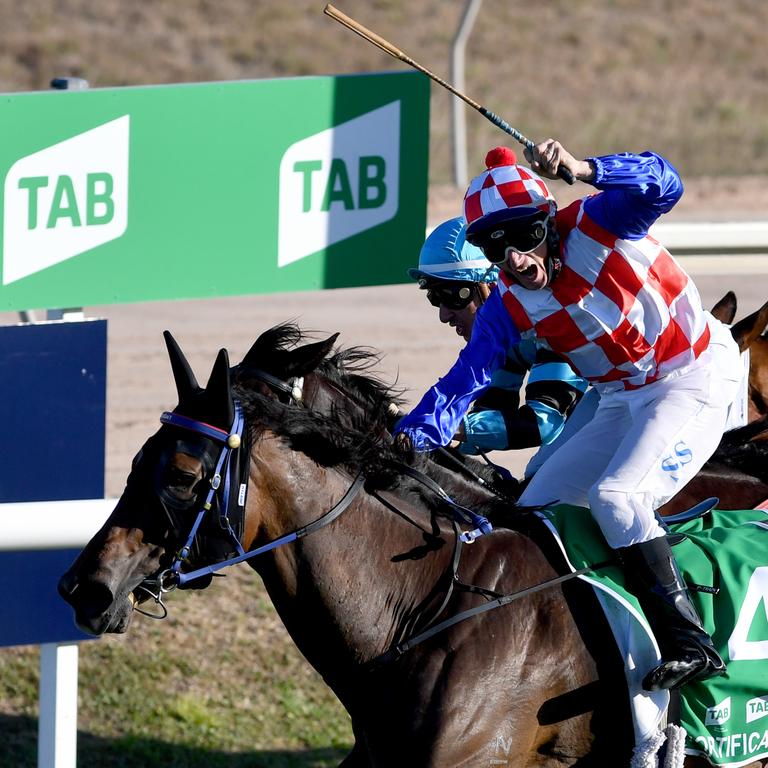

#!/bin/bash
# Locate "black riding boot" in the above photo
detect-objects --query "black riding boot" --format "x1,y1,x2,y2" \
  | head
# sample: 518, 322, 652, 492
618, 536, 726, 691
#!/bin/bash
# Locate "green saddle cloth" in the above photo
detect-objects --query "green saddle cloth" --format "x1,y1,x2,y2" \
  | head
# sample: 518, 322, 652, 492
540, 504, 768, 767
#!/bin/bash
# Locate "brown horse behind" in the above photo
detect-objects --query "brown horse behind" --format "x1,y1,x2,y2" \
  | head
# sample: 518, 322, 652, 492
660, 293, 768, 515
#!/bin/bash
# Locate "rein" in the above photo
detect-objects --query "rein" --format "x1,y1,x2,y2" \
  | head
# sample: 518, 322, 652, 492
371, 556, 614, 668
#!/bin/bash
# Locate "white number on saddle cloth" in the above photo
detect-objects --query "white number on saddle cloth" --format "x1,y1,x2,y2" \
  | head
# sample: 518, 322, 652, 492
728, 566, 768, 661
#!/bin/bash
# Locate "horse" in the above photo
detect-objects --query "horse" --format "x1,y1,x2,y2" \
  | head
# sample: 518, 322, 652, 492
658, 293, 768, 515
60, 323, 657, 767
709, 291, 768, 422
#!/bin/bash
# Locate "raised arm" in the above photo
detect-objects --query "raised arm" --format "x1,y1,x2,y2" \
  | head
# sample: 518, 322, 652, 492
584, 151, 684, 238
525, 140, 683, 239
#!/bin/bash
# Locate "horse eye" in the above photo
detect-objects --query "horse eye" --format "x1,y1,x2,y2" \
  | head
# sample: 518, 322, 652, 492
166, 466, 199, 490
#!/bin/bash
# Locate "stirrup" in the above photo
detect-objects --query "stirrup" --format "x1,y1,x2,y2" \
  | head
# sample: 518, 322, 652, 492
643, 646, 726, 691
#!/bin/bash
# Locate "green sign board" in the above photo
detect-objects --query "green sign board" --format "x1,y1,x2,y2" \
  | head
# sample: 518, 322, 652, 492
0, 72, 429, 311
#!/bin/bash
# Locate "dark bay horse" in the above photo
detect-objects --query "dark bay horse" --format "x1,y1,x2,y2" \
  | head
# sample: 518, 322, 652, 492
60, 325, 642, 767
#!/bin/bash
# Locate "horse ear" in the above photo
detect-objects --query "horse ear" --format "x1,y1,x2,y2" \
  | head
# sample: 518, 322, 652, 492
164, 330, 200, 403
203, 347, 234, 427
284, 333, 339, 377
711, 291, 737, 325
730, 300, 768, 353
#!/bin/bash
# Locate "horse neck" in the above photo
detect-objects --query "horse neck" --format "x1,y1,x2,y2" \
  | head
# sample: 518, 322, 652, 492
243, 435, 455, 683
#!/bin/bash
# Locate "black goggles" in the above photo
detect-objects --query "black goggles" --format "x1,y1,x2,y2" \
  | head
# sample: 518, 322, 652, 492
419, 280, 477, 310
467, 211, 549, 265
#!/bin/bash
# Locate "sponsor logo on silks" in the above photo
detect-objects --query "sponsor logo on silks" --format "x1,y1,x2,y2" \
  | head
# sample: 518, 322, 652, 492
694, 731, 768, 762
660, 440, 693, 482
747, 695, 768, 724
2, 115, 130, 285
728, 566, 768, 661
277, 101, 400, 268
705, 696, 732, 726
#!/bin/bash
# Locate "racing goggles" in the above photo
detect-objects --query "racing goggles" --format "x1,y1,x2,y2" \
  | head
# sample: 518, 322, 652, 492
467, 210, 549, 265
419, 279, 477, 310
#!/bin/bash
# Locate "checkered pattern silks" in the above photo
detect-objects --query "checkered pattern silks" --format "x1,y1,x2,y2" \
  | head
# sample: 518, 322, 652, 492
463, 163, 555, 224
497, 200, 711, 391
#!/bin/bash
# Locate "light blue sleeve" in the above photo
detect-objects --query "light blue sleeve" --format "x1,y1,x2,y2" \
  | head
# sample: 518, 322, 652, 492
394, 291, 521, 451
526, 401, 567, 445
584, 151, 683, 239
459, 409, 508, 454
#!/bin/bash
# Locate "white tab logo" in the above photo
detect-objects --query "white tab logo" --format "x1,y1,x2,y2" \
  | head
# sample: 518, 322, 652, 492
747, 695, 768, 724
277, 101, 400, 268
705, 696, 731, 726
3, 115, 130, 285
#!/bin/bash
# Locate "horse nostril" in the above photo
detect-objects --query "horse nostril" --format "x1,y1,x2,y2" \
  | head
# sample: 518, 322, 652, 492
58, 572, 79, 602
59, 573, 116, 617
77, 580, 117, 617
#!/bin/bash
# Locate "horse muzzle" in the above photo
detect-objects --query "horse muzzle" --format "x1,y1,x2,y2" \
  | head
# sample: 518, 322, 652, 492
58, 569, 135, 635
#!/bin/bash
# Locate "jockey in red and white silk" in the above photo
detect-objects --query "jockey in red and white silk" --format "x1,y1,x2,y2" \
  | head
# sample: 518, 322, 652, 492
395, 146, 744, 692
498, 198, 711, 391
394, 150, 743, 549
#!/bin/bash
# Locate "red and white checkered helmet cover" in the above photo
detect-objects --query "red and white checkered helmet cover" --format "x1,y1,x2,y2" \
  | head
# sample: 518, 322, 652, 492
463, 147, 556, 226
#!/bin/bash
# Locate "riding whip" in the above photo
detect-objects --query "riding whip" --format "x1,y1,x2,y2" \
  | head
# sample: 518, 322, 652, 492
323, 4, 575, 185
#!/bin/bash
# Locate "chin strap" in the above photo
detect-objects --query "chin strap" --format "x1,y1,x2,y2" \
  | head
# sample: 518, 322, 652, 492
544, 221, 563, 285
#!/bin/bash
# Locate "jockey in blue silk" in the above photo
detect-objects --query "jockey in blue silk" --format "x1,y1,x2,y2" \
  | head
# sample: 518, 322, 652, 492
409, 215, 588, 460
395, 140, 744, 693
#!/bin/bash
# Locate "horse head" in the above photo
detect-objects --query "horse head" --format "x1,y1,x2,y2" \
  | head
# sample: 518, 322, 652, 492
729, 299, 768, 419
58, 332, 238, 635
59, 323, 504, 639
711, 292, 768, 420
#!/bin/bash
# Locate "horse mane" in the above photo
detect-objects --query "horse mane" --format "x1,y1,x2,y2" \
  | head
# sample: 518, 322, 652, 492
234, 323, 414, 486
326, 345, 406, 415
234, 323, 509, 510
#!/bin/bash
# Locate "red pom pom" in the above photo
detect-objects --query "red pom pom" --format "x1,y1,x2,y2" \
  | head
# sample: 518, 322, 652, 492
484, 147, 517, 169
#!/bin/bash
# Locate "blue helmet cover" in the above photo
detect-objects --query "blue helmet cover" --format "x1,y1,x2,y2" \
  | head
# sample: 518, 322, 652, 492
408, 216, 498, 283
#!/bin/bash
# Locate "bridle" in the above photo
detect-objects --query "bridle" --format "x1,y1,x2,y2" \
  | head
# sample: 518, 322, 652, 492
246, 368, 305, 404
137, 395, 366, 612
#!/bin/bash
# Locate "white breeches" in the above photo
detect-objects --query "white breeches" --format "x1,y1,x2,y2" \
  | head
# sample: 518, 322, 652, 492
518, 320, 743, 549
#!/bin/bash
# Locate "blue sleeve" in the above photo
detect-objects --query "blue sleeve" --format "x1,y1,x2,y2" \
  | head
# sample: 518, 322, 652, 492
394, 291, 521, 451
583, 152, 683, 239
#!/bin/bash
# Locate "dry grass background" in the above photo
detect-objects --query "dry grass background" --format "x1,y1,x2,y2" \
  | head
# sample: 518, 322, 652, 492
1, 2, 767, 766
1, 0, 767, 193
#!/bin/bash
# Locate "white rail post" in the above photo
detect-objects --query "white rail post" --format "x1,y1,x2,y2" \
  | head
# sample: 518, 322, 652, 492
451, 0, 483, 189
38, 642, 79, 768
